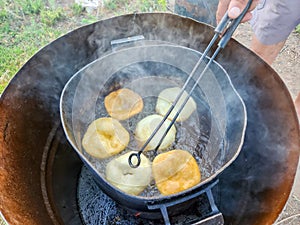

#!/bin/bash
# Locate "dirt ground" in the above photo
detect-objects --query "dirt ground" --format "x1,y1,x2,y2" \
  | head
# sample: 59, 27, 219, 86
234, 23, 300, 99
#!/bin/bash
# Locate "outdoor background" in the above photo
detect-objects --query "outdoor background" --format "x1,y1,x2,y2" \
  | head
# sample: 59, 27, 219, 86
0, 0, 299, 224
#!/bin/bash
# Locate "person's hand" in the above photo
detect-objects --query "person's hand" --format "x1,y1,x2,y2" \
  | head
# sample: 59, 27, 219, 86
216, 0, 260, 24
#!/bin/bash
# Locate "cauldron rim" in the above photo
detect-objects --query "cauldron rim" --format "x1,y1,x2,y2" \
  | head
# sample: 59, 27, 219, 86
0, 12, 299, 225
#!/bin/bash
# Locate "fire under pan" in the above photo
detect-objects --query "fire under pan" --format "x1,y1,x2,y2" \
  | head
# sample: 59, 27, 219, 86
77, 166, 221, 225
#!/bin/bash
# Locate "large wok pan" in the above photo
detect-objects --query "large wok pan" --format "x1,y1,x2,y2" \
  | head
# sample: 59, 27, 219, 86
59, 43, 247, 221
0, 13, 299, 225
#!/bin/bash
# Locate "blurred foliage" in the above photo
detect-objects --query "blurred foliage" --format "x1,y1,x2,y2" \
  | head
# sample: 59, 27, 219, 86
40, 8, 65, 25
296, 24, 300, 34
139, 0, 167, 12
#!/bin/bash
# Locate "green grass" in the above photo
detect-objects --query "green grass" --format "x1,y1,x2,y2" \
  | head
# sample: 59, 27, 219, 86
40, 8, 65, 26
71, 3, 85, 16
0, 0, 69, 92
138, 0, 167, 12
296, 24, 300, 34
0, 0, 170, 93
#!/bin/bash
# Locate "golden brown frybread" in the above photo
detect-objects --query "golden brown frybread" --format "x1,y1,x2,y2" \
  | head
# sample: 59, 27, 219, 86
152, 149, 201, 195
104, 88, 143, 120
82, 117, 130, 159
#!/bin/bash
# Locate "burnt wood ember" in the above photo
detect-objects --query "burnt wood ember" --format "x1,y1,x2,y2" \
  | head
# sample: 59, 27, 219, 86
0, 13, 299, 225
77, 166, 221, 225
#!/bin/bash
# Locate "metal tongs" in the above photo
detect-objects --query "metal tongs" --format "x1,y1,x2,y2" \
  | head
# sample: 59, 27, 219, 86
129, 0, 253, 168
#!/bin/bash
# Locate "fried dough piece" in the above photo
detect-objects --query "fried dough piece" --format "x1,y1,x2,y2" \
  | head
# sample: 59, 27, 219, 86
106, 151, 152, 195
156, 87, 197, 122
135, 114, 176, 151
104, 88, 143, 120
82, 117, 130, 159
152, 150, 201, 195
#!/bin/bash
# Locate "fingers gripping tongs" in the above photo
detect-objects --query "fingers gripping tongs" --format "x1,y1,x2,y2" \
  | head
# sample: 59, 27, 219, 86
128, 0, 253, 168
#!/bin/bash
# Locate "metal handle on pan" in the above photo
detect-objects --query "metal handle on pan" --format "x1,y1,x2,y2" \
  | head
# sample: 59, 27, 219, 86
192, 213, 224, 225
110, 35, 145, 51
146, 180, 223, 225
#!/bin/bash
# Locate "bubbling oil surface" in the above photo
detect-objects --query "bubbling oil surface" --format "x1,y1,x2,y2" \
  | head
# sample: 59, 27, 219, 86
81, 62, 225, 198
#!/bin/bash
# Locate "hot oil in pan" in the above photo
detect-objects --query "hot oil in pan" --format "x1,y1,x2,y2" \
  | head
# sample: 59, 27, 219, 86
82, 61, 225, 197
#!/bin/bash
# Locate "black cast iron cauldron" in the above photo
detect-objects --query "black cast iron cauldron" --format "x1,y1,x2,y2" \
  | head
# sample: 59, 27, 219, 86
0, 13, 299, 225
